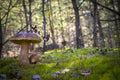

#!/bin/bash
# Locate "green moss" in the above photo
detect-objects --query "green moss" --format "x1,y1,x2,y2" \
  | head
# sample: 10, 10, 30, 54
0, 48, 120, 80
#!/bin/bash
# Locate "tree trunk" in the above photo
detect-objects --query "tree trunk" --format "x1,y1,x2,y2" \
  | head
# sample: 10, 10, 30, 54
0, 19, 3, 59
92, 0, 98, 47
29, 0, 32, 31
118, 0, 120, 48
116, 0, 120, 48
22, 0, 29, 32
48, 0, 56, 44
57, 0, 65, 43
42, 0, 47, 52
96, 8, 105, 47
71, 0, 84, 48
112, 0, 120, 48
107, 25, 112, 48
19, 11, 24, 29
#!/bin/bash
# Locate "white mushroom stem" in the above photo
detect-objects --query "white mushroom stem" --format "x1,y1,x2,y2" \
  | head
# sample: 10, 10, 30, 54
20, 42, 30, 64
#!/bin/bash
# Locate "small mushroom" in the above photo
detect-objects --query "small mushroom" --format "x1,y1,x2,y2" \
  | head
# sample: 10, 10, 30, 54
10, 32, 41, 65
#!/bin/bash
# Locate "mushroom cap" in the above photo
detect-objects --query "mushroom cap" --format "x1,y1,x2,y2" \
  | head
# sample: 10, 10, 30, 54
10, 32, 41, 44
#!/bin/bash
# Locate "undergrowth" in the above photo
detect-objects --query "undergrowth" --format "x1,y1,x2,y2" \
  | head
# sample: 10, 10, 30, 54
0, 48, 120, 80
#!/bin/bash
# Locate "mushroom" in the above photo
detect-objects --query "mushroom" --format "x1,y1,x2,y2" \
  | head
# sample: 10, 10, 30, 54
10, 32, 41, 65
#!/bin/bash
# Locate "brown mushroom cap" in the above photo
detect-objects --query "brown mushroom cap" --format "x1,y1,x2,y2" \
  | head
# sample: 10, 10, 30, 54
10, 32, 41, 44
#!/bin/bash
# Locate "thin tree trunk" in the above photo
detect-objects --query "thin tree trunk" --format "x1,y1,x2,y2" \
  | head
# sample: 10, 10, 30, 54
0, 19, 3, 59
116, 0, 120, 48
19, 11, 24, 29
57, 0, 65, 42
28, 0, 35, 51
42, 0, 47, 52
92, 0, 98, 47
29, 0, 32, 31
118, 0, 120, 48
2, 0, 12, 46
48, 0, 56, 44
71, 0, 84, 48
3, 0, 12, 34
0, 0, 14, 59
97, 9, 105, 47
112, 0, 120, 48
22, 0, 29, 32
113, 13, 119, 48
107, 25, 112, 48
0, 2, 18, 58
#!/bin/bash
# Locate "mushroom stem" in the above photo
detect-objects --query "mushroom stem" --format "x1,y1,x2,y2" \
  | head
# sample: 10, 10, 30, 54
20, 42, 30, 64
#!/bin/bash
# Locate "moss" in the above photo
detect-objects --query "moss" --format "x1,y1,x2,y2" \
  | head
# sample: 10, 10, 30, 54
0, 48, 120, 80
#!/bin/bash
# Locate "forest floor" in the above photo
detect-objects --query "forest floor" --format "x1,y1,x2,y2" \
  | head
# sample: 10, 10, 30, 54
0, 48, 120, 80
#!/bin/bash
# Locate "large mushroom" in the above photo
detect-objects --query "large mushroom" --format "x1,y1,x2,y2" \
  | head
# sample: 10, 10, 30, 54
10, 32, 41, 65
